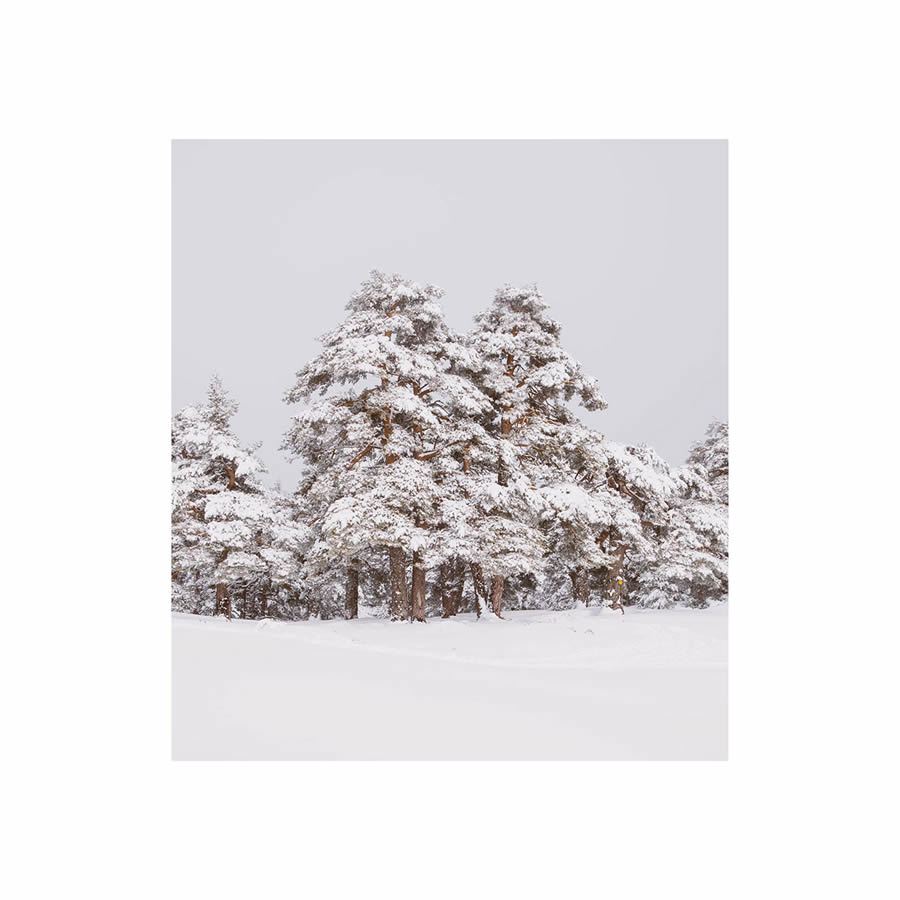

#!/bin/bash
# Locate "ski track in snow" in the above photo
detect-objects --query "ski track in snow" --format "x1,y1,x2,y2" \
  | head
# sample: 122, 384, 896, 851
173, 606, 727, 760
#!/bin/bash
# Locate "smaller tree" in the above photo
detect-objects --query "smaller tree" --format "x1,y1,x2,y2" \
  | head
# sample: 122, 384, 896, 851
633, 422, 729, 608
204, 487, 307, 618
172, 376, 303, 618
688, 420, 729, 504
588, 440, 673, 612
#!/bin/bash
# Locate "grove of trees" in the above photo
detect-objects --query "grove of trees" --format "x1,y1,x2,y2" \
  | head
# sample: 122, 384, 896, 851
172, 271, 728, 621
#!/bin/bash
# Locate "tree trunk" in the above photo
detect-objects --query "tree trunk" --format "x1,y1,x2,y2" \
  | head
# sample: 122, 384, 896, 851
345, 561, 360, 619
260, 586, 268, 618
450, 558, 465, 615
490, 575, 504, 617
440, 557, 465, 617
571, 567, 590, 608
439, 561, 453, 618
470, 562, 488, 618
411, 550, 426, 622
389, 546, 409, 621
215, 582, 226, 617
597, 566, 609, 601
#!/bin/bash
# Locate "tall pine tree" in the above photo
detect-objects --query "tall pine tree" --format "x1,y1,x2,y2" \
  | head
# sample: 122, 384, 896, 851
466, 284, 607, 615
283, 271, 489, 621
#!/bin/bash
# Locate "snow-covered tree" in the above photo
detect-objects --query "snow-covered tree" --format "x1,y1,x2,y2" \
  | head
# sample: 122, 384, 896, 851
204, 486, 307, 618
536, 432, 666, 610
172, 376, 305, 618
283, 271, 489, 621
633, 422, 729, 608
466, 284, 607, 614
174, 275, 727, 623
687, 420, 729, 505
433, 422, 546, 617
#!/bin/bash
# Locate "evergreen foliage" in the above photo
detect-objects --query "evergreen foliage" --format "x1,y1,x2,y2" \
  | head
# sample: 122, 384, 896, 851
172, 275, 728, 620
172, 376, 306, 618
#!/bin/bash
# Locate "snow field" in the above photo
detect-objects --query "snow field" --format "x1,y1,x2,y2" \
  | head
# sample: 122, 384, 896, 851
173, 605, 727, 760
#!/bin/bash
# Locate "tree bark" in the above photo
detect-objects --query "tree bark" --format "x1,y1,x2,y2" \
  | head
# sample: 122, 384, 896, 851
450, 558, 465, 615
596, 565, 609, 600
345, 561, 360, 619
439, 561, 453, 618
440, 557, 465, 617
490, 575, 504, 617
260, 586, 268, 618
389, 546, 409, 621
571, 567, 590, 608
470, 562, 488, 618
411, 550, 426, 622
215, 582, 227, 617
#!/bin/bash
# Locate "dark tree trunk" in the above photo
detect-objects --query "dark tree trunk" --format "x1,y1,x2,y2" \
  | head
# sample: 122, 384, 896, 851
596, 566, 609, 600
571, 567, 590, 608
439, 561, 453, 618
215, 582, 227, 617
260, 586, 268, 618
490, 575, 504, 617
440, 557, 465, 616
345, 561, 360, 619
389, 546, 409, 621
449, 558, 465, 615
411, 550, 426, 622
470, 562, 488, 618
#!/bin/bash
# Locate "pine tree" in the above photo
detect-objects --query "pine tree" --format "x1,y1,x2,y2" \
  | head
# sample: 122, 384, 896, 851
538, 433, 666, 610
434, 421, 547, 617
539, 427, 609, 608
597, 441, 679, 610
174, 276, 727, 623
633, 422, 729, 608
172, 376, 302, 617
466, 284, 607, 615
283, 271, 489, 622
687, 420, 729, 505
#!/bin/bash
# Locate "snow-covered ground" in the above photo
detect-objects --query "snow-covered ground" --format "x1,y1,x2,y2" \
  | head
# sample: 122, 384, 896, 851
172, 605, 727, 760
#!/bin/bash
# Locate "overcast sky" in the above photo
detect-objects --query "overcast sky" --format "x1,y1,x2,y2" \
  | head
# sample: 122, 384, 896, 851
173, 140, 727, 490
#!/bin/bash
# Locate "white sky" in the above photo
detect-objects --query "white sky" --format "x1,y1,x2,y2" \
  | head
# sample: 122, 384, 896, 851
173, 140, 727, 490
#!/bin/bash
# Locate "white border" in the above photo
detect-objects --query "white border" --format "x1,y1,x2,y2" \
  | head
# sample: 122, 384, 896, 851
4, 2, 897, 897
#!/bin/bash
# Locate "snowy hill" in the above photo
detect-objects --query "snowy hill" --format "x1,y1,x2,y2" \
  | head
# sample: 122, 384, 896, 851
172, 606, 727, 760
